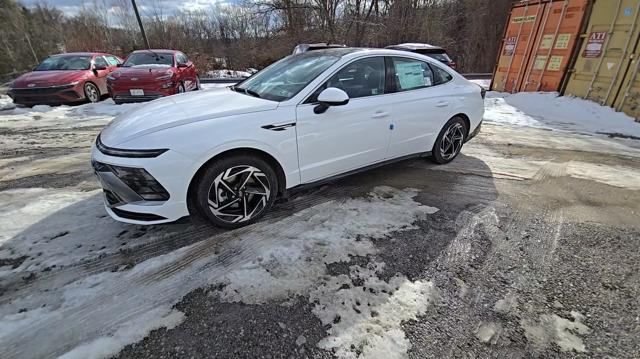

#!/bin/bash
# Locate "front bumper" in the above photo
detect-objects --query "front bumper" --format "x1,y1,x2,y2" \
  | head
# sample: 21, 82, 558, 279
8, 84, 85, 105
91, 144, 193, 224
108, 84, 176, 103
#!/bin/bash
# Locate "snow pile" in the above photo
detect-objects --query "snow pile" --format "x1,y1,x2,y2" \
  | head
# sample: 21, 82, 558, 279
485, 92, 640, 138
0, 95, 16, 111
311, 263, 434, 358
0, 186, 438, 359
206, 69, 251, 78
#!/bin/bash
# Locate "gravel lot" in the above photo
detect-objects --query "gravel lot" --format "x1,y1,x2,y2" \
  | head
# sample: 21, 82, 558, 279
1, 93, 639, 358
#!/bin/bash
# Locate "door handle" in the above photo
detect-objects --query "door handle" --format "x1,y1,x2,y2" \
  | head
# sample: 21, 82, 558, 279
372, 111, 389, 118
436, 101, 449, 108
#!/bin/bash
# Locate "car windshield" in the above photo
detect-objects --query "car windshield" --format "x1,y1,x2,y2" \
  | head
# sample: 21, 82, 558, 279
35, 56, 92, 71
234, 53, 342, 102
122, 52, 174, 67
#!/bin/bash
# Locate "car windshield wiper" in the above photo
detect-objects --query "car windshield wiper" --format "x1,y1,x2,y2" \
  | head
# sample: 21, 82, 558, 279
231, 85, 261, 98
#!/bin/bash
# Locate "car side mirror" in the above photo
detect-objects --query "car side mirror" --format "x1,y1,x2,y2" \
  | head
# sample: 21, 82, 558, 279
314, 87, 349, 114
116, 63, 122, 67
94, 64, 107, 71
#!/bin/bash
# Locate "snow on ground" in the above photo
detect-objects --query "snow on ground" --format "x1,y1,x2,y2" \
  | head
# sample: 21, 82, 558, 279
485, 92, 640, 138
0, 187, 439, 359
201, 82, 235, 90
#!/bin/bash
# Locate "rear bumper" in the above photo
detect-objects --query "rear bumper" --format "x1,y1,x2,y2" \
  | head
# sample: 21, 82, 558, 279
7, 84, 85, 105
466, 120, 482, 142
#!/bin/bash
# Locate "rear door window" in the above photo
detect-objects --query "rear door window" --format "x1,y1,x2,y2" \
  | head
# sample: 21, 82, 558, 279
390, 57, 435, 91
431, 65, 453, 85
105, 56, 120, 66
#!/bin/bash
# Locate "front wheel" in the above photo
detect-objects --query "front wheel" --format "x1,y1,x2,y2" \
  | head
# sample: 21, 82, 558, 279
177, 83, 185, 94
84, 83, 100, 103
193, 155, 278, 229
431, 117, 467, 164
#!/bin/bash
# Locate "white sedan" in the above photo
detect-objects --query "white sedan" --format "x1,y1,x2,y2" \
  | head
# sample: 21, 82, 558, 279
91, 48, 484, 228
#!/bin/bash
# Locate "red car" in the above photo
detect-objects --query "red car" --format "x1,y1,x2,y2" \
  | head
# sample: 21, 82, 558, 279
7, 52, 122, 106
107, 49, 199, 104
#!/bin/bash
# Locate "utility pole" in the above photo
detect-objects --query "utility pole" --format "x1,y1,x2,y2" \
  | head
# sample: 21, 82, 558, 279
131, 0, 150, 49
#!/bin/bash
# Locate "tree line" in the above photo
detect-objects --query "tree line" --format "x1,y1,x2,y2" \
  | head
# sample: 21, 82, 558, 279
0, 0, 513, 82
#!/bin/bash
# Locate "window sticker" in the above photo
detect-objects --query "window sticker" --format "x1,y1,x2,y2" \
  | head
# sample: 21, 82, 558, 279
396, 62, 426, 89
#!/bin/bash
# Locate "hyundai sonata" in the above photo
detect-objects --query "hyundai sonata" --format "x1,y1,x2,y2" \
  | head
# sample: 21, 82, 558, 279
92, 48, 484, 228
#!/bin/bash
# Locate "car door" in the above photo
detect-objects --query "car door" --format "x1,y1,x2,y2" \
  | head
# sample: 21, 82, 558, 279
385, 56, 456, 159
92, 56, 111, 94
295, 56, 393, 183
176, 53, 197, 90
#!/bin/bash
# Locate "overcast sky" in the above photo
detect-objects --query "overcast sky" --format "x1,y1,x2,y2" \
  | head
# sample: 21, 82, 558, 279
18, 0, 229, 17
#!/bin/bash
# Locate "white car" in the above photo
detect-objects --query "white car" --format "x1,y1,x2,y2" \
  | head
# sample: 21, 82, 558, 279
92, 48, 484, 228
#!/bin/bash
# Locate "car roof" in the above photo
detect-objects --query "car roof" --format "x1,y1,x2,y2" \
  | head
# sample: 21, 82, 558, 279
50, 52, 109, 57
131, 49, 178, 54
386, 43, 445, 51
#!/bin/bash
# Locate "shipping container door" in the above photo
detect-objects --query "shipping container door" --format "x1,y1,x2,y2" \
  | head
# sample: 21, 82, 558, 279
520, 0, 590, 92
564, 0, 640, 107
492, 2, 545, 93
614, 5, 640, 119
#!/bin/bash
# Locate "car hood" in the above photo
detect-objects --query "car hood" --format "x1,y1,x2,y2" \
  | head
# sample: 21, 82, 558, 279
12, 71, 86, 87
112, 65, 173, 80
100, 88, 279, 146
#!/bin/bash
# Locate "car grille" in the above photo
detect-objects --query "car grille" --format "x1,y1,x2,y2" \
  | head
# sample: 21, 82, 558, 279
113, 94, 164, 103
11, 85, 75, 95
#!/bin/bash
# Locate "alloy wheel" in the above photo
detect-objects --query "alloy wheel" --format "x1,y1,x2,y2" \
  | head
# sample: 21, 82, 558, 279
85, 83, 99, 102
440, 122, 464, 161
207, 165, 271, 224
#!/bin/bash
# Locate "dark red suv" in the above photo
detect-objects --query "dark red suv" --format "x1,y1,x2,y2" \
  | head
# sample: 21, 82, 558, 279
7, 52, 122, 106
107, 49, 199, 104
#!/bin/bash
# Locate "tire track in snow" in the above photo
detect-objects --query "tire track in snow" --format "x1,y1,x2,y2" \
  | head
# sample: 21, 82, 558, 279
0, 185, 355, 308
2, 194, 348, 359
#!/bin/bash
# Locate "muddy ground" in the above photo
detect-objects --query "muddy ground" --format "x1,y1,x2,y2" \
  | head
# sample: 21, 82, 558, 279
0, 102, 639, 358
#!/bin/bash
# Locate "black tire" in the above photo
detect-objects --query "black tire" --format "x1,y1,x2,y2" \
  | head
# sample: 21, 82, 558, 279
194, 76, 201, 91
431, 116, 467, 164
193, 155, 278, 229
84, 82, 100, 103
177, 83, 185, 94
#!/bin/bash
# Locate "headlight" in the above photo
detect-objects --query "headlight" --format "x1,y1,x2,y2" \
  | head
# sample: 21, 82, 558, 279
156, 70, 174, 81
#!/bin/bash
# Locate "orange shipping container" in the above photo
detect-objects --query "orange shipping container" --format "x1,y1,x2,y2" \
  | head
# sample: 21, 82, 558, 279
491, 0, 592, 93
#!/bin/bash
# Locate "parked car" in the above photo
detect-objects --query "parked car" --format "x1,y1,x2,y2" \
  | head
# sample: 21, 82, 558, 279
7, 52, 121, 106
92, 48, 484, 228
385, 43, 457, 70
292, 43, 347, 55
107, 49, 199, 104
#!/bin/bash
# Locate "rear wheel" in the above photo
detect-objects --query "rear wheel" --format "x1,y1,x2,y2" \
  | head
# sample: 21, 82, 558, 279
193, 155, 277, 229
431, 116, 467, 164
84, 83, 100, 103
